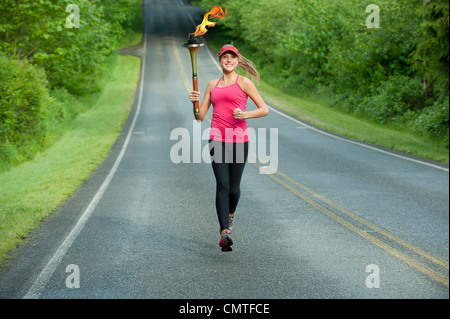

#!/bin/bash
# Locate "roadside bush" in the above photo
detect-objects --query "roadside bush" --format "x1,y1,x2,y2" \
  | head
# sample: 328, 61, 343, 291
356, 75, 425, 124
414, 97, 449, 146
0, 53, 55, 168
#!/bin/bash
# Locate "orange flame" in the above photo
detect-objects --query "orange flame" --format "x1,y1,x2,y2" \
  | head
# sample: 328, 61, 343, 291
191, 6, 227, 37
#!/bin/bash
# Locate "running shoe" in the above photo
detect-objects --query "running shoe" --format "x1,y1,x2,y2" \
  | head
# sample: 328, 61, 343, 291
219, 230, 233, 252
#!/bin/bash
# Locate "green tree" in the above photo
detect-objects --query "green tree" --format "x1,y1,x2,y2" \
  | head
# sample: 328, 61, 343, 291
412, 0, 449, 98
0, 0, 138, 95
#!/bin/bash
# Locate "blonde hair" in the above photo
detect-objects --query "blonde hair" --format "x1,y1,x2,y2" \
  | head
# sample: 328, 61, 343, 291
219, 45, 260, 85
238, 53, 260, 85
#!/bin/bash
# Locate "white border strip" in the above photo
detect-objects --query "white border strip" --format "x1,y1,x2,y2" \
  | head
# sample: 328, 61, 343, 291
23, 4, 148, 299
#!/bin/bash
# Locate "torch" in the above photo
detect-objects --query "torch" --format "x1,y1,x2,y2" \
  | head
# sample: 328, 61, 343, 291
182, 34, 204, 115
182, 6, 227, 116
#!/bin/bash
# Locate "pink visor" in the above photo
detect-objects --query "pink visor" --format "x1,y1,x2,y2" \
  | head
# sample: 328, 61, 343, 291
218, 45, 239, 57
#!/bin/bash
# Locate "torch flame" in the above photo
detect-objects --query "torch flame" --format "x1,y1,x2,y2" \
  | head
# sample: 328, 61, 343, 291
191, 6, 227, 37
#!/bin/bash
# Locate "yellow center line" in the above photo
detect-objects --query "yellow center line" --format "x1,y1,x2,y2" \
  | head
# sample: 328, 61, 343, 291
276, 170, 450, 271
253, 160, 449, 287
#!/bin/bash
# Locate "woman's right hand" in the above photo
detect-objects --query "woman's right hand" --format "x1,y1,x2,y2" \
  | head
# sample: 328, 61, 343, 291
189, 91, 200, 102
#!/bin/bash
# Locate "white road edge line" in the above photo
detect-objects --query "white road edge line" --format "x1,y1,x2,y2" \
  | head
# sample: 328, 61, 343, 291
23, 6, 148, 299
189, 14, 448, 173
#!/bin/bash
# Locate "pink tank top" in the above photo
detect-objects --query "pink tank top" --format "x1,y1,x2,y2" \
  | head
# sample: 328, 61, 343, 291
210, 75, 249, 143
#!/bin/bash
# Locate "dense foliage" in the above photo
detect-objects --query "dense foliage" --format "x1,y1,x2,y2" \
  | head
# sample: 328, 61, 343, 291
195, 0, 449, 146
0, 0, 142, 170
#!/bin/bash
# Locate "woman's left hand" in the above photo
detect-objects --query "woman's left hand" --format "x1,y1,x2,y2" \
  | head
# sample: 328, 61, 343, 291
233, 108, 245, 120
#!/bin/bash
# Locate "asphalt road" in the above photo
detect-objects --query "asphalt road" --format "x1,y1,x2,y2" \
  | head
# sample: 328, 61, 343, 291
0, 0, 448, 300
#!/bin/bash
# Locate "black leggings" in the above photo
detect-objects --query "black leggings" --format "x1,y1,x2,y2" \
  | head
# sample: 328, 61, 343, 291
209, 140, 249, 233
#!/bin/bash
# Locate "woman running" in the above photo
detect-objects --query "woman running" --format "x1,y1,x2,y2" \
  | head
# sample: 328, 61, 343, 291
189, 44, 269, 251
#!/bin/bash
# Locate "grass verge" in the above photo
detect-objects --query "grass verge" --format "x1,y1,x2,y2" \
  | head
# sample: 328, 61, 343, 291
0, 48, 141, 266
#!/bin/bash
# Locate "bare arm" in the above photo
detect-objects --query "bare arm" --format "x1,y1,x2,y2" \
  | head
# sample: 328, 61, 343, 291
233, 76, 269, 120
